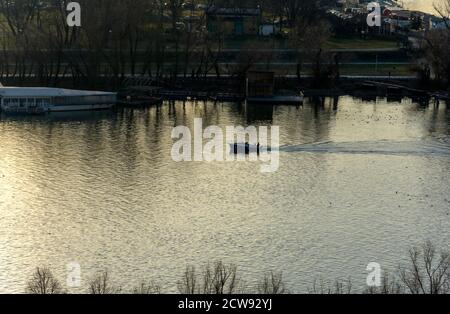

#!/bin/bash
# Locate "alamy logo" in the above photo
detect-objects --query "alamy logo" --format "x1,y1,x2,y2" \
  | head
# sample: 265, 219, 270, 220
367, 2, 381, 27
67, 2, 81, 27
366, 262, 382, 287
66, 262, 82, 288
171, 119, 280, 173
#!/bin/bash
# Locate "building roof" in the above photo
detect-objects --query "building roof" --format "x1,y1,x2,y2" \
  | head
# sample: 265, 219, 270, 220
0, 87, 116, 97
385, 6, 404, 11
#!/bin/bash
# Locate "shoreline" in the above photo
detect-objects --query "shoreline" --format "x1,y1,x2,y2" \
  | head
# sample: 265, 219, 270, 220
1, 76, 449, 104
119, 76, 450, 103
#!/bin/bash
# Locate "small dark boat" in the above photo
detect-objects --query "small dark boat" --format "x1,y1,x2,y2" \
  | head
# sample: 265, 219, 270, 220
231, 143, 272, 155
231, 143, 257, 155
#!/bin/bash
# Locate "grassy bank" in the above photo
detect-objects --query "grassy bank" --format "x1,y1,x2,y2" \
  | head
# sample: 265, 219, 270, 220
325, 37, 400, 50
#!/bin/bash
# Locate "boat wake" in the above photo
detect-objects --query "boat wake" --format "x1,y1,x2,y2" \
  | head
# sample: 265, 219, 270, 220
279, 139, 450, 158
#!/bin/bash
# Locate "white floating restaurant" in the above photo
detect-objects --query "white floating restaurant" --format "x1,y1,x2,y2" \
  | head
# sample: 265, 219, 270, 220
0, 86, 117, 114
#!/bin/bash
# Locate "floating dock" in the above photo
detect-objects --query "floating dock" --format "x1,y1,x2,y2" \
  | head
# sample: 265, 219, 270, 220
246, 95, 304, 104
245, 71, 304, 105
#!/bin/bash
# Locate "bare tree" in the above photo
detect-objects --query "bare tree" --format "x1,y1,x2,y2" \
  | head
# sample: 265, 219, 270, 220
181, 0, 215, 78
88, 270, 121, 294
205, 261, 242, 294
434, 0, 450, 29
421, 1, 450, 86
257, 271, 288, 294
290, 19, 332, 84
309, 278, 353, 294
26, 267, 64, 294
424, 29, 450, 85
132, 281, 162, 294
364, 274, 404, 294
178, 265, 198, 294
0, 0, 39, 36
281, 0, 320, 27
0, 0, 40, 83
178, 261, 244, 294
399, 241, 450, 294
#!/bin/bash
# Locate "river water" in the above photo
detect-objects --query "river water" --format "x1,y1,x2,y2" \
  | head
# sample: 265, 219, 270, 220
0, 96, 449, 293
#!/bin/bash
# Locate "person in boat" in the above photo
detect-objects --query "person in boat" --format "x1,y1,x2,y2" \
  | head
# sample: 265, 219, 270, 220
233, 142, 261, 154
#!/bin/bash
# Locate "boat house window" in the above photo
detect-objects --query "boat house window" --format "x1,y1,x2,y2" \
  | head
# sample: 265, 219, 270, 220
36, 98, 50, 106
7, 98, 19, 105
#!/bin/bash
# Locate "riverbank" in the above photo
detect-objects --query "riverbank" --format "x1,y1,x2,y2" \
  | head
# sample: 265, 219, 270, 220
118, 76, 449, 104
1, 76, 449, 108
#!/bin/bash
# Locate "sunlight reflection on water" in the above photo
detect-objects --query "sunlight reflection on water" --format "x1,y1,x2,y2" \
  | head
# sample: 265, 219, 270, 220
0, 96, 449, 293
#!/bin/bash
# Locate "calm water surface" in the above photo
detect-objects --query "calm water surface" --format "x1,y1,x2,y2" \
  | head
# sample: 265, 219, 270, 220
0, 96, 450, 293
